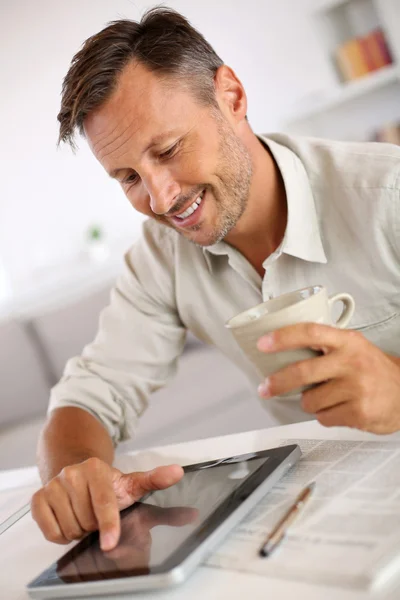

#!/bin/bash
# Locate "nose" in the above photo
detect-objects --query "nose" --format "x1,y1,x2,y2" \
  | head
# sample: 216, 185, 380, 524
143, 167, 181, 215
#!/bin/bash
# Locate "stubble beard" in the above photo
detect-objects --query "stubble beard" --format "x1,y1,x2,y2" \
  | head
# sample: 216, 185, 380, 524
189, 116, 253, 247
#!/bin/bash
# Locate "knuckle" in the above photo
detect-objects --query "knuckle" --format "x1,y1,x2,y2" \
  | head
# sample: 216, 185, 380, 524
84, 456, 105, 473
30, 490, 43, 517
78, 511, 98, 532
43, 480, 63, 505
82, 519, 98, 532
268, 374, 286, 397
301, 393, 314, 414
347, 329, 364, 345
40, 480, 58, 504
358, 378, 371, 399
44, 529, 67, 544
64, 527, 83, 541
305, 322, 321, 340
349, 374, 370, 400
60, 465, 80, 486
30, 489, 41, 504
317, 411, 334, 428
292, 360, 309, 383
350, 351, 369, 373
350, 355, 363, 372
86, 456, 103, 468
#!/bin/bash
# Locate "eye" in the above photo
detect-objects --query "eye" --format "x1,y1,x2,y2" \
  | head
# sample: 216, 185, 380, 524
159, 141, 180, 160
123, 172, 139, 186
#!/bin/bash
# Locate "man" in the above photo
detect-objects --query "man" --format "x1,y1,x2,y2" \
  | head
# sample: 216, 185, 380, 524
32, 7, 400, 552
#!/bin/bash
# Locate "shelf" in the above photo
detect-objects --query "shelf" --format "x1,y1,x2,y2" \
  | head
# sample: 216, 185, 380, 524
312, 0, 351, 15
284, 63, 399, 124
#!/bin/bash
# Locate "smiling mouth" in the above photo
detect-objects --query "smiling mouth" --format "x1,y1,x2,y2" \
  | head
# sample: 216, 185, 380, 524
174, 189, 205, 220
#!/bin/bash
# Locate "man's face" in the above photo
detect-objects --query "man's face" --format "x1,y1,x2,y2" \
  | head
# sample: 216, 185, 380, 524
84, 62, 253, 246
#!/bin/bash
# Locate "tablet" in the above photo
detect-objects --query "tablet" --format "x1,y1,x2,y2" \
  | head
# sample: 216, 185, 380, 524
27, 444, 301, 599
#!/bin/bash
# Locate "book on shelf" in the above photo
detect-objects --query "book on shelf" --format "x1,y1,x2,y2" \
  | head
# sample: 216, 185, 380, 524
335, 38, 370, 81
334, 27, 393, 83
363, 28, 393, 71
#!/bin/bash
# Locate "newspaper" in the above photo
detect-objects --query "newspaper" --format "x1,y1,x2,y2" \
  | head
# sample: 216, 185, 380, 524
206, 437, 400, 592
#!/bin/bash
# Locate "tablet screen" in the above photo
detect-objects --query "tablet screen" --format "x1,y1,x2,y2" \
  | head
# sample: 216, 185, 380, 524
28, 446, 298, 589
59, 455, 265, 581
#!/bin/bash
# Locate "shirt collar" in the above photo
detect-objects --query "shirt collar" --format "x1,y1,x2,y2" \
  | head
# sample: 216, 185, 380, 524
203, 134, 327, 270
261, 135, 327, 265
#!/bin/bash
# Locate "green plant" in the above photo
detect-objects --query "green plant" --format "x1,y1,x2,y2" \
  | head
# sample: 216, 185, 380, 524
87, 225, 103, 241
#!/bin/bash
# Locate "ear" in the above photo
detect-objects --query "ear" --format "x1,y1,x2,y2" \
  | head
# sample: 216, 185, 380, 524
214, 65, 247, 124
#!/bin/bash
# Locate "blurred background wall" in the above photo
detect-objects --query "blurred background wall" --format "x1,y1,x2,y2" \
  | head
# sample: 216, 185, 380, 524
1, 0, 399, 296
1, 0, 399, 468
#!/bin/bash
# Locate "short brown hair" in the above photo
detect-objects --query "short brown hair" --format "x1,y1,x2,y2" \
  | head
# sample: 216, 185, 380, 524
57, 6, 224, 149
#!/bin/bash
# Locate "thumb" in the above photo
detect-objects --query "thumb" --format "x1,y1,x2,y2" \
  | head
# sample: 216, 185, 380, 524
117, 464, 184, 509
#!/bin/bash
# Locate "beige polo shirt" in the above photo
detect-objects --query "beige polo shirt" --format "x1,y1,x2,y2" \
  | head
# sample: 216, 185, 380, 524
49, 133, 400, 444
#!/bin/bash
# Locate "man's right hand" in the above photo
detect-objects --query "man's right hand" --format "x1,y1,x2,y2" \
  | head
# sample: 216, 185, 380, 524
31, 458, 184, 551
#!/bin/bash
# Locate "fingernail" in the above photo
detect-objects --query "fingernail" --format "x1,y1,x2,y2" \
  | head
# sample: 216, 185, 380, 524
258, 379, 270, 398
101, 532, 116, 551
257, 334, 274, 351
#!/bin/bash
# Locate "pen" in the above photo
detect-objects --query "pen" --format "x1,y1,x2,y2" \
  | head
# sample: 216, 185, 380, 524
259, 481, 316, 557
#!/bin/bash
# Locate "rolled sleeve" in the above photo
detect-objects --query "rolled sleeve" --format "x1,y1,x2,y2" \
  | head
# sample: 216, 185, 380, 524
394, 174, 400, 259
48, 221, 186, 445
384, 168, 400, 264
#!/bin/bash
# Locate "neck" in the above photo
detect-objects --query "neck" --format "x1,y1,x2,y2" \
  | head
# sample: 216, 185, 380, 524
225, 134, 287, 277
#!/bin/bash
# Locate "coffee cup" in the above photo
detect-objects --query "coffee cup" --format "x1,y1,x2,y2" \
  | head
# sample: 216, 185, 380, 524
225, 285, 355, 397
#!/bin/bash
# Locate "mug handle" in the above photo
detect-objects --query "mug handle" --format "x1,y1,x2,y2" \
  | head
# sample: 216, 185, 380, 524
328, 293, 355, 328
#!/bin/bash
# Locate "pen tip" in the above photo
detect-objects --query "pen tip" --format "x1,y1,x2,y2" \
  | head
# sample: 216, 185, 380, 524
308, 481, 316, 491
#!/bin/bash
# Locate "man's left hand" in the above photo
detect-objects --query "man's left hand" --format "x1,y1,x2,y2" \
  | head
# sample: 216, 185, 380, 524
257, 324, 400, 434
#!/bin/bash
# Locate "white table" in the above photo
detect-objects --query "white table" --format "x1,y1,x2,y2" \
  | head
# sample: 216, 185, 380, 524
1, 420, 400, 600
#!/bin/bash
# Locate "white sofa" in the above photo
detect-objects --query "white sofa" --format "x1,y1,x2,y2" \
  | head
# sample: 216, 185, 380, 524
0, 321, 52, 425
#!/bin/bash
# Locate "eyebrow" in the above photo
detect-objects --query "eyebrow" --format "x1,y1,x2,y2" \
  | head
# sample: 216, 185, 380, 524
108, 130, 181, 179
108, 167, 130, 180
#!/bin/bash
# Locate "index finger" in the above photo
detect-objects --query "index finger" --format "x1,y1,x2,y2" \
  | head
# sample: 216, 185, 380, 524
257, 322, 349, 353
88, 470, 120, 552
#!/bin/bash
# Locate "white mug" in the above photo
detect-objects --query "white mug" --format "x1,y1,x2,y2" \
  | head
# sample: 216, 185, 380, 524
225, 285, 355, 397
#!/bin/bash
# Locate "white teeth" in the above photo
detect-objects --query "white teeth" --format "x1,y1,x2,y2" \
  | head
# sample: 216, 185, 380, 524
176, 190, 205, 219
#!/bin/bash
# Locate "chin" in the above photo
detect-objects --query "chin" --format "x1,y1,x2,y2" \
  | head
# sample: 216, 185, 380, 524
184, 228, 224, 247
